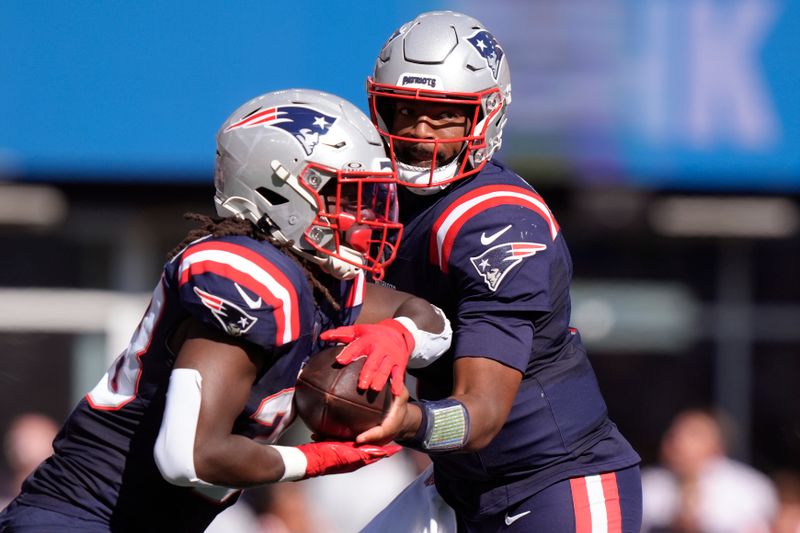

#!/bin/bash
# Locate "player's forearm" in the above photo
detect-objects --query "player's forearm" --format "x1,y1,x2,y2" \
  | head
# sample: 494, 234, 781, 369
194, 436, 400, 486
451, 357, 521, 451
392, 295, 445, 334
450, 392, 508, 451
155, 362, 288, 489
397, 391, 504, 454
361, 283, 446, 334
395, 401, 425, 441
392, 357, 520, 454
193, 435, 287, 487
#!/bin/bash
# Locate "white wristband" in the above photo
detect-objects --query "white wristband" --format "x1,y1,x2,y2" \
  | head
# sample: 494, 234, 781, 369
395, 305, 452, 369
271, 445, 308, 482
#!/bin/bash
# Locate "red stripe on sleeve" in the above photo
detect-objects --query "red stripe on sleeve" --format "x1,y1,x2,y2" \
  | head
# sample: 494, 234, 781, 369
180, 241, 301, 346
430, 185, 559, 273
188, 260, 288, 346
430, 185, 512, 265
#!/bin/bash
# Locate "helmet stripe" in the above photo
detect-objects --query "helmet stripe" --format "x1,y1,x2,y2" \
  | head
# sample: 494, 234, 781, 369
225, 107, 278, 131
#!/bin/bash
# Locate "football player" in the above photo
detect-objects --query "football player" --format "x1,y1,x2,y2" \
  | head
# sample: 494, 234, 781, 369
0, 89, 451, 533
334, 11, 643, 533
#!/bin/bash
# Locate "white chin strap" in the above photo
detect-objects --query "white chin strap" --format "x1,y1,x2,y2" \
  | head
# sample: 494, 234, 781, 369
320, 251, 362, 280
397, 159, 460, 196
294, 245, 363, 280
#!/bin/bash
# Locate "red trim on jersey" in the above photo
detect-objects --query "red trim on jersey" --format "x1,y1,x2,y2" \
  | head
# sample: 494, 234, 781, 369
570, 477, 593, 533
345, 271, 366, 308
180, 241, 301, 347
430, 185, 559, 273
570, 473, 623, 533
601, 472, 623, 533
86, 278, 168, 411
251, 387, 295, 427
184, 260, 288, 344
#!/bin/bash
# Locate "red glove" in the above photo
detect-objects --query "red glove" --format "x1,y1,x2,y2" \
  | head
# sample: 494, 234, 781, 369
297, 441, 402, 478
320, 319, 416, 395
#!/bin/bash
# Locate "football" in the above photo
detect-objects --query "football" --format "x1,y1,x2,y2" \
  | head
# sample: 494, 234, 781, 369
294, 345, 392, 440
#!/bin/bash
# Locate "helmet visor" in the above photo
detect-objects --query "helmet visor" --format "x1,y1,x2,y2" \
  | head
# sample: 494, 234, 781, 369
300, 162, 403, 279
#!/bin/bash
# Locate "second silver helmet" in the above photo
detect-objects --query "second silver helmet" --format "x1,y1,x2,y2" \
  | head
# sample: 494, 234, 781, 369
215, 88, 402, 279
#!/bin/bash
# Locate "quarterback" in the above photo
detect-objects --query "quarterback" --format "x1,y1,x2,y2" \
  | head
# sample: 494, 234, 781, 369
352, 11, 643, 533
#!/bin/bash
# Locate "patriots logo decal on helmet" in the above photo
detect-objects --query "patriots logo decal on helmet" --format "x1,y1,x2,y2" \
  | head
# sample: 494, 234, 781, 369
470, 242, 546, 291
467, 30, 504, 80
194, 286, 257, 336
225, 105, 338, 155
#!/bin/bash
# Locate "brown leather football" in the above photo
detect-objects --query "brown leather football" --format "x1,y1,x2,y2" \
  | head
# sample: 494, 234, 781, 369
294, 345, 392, 440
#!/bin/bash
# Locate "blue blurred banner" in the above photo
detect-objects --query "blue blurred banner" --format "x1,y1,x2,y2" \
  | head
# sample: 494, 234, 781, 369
0, 0, 440, 180
464, 0, 800, 191
2, 1, 798, 190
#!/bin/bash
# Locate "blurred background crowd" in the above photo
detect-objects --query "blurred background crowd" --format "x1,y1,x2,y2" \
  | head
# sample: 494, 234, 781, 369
1, 1, 798, 532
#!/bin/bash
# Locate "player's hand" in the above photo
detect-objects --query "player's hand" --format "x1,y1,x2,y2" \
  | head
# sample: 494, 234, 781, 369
356, 386, 410, 445
320, 319, 415, 395
296, 441, 402, 478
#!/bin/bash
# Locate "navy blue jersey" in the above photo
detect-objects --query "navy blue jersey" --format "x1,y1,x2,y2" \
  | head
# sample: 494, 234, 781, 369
384, 161, 640, 520
14, 235, 364, 532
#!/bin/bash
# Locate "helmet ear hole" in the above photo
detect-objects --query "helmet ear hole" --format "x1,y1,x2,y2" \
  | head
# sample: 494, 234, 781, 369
255, 187, 290, 206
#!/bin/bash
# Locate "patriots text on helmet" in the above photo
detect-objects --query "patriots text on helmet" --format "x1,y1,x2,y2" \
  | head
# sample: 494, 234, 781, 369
401, 75, 438, 88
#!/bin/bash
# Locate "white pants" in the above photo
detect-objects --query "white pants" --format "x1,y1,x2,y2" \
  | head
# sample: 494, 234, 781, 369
360, 465, 457, 533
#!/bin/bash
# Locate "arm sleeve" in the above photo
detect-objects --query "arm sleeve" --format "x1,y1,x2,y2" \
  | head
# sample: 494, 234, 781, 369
442, 203, 560, 368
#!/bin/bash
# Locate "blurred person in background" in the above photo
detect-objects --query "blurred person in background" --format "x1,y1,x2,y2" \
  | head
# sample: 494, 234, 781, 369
246, 482, 332, 533
771, 470, 800, 533
324, 10, 642, 532
0, 89, 451, 533
641, 408, 778, 533
0, 413, 59, 510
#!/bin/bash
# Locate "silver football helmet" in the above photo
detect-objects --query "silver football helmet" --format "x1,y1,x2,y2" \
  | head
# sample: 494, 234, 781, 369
215, 89, 402, 280
368, 11, 512, 193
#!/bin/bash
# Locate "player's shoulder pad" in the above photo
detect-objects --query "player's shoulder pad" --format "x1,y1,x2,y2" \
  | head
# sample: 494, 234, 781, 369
175, 235, 309, 347
430, 171, 559, 273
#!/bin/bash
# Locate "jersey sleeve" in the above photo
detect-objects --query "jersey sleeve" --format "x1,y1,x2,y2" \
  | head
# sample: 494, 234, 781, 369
174, 238, 306, 351
430, 184, 563, 367
453, 311, 535, 372
437, 192, 561, 314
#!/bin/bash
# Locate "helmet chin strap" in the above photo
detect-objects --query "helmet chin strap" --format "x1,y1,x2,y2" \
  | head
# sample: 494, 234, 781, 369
396, 156, 461, 196
319, 247, 363, 280
289, 246, 362, 281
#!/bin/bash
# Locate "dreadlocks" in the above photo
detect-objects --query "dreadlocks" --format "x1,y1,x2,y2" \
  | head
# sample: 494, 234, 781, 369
170, 213, 341, 311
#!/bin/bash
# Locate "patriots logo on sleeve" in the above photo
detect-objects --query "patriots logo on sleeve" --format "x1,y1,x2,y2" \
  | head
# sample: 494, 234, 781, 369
224, 105, 338, 155
194, 286, 257, 336
467, 30, 504, 80
470, 242, 547, 291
